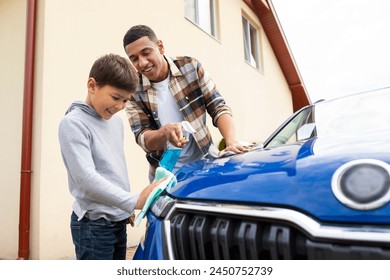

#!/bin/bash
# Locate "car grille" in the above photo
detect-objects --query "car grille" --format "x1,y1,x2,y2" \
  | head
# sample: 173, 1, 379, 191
164, 204, 390, 260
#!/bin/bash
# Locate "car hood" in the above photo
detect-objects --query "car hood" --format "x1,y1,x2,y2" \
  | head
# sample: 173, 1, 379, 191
169, 132, 390, 224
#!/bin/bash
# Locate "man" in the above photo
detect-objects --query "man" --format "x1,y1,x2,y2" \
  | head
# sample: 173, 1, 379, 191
123, 25, 247, 180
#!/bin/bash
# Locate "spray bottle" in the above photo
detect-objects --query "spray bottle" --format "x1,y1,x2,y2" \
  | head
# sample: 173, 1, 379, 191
159, 121, 196, 171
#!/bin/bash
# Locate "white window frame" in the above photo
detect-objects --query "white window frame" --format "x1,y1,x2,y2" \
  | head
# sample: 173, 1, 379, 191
184, 0, 217, 37
242, 15, 262, 70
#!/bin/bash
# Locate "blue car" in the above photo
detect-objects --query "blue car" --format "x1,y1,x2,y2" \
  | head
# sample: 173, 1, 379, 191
133, 87, 390, 260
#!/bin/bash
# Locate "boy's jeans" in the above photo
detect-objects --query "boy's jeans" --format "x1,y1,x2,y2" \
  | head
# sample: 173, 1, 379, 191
70, 212, 128, 260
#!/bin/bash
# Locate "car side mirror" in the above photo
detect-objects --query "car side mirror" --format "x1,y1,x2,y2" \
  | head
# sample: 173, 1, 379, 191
297, 123, 316, 141
252, 141, 264, 149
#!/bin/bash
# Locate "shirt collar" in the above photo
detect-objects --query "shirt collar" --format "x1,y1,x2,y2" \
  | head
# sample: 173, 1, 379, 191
140, 55, 182, 90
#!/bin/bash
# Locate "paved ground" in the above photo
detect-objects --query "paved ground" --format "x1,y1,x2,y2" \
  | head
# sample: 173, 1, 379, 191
126, 246, 137, 260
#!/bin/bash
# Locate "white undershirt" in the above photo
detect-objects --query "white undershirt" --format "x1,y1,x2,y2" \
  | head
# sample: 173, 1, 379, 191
154, 76, 182, 125
153, 76, 203, 173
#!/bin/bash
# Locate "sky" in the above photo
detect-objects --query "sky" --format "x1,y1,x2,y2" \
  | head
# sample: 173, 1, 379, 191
270, 0, 390, 102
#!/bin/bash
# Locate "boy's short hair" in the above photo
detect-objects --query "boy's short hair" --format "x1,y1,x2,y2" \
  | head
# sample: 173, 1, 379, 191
89, 54, 139, 92
123, 25, 158, 48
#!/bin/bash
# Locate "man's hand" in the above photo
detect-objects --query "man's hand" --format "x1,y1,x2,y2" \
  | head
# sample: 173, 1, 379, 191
161, 123, 188, 148
143, 123, 188, 151
222, 140, 250, 154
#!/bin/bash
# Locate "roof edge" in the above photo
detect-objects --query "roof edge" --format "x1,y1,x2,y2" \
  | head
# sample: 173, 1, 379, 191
246, 0, 311, 111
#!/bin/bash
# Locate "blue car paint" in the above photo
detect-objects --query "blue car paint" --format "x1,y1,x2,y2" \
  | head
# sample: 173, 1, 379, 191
171, 135, 390, 224
132, 212, 165, 260
133, 89, 390, 259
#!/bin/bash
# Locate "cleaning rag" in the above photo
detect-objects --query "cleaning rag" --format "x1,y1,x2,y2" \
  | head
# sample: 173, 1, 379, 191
135, 167, 177, 226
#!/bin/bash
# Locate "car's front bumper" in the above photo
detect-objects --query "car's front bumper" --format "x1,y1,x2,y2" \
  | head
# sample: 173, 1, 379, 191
136, 199, 390, 260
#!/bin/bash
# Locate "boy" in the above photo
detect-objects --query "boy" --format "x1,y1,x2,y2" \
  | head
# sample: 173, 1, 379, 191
59, 54, 162, 260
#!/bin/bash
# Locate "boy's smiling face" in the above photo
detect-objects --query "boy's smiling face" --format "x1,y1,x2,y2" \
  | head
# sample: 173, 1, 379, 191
86, 78, 131, 120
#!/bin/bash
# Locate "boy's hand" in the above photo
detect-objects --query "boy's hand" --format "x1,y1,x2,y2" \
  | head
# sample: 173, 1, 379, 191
135, 178, 167, 210
128, 213, 135, 227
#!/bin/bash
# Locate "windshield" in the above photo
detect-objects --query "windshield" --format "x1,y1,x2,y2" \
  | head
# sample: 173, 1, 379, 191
265, 88, 390, 148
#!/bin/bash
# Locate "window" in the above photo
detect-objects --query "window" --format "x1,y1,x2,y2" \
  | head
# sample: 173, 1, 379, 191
266, 107, 314, 148
242, 15, 261, 69
184, 0, 217, 37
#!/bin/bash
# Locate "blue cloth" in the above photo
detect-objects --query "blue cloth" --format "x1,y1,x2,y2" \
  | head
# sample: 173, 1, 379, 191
135, 167, 177, 226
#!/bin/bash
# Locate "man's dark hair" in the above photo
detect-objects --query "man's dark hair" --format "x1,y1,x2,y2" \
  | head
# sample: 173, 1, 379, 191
89, 54, 139, 92
123, 25, 158, 48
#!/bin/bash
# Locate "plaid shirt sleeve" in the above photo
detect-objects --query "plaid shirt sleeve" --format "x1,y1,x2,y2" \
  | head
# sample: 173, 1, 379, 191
170, 56, 232, 155
125, 89, 158, 153
195, 59, 232, 126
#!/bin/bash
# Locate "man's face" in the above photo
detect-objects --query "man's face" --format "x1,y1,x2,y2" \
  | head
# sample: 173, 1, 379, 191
125, 36, 168, 82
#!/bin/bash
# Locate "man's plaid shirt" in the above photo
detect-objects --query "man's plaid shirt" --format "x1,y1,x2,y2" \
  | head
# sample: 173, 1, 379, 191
125, 55, 232, 162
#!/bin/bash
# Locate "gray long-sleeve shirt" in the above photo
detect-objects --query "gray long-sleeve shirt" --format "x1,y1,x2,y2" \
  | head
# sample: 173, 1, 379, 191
59, 101, 139, 221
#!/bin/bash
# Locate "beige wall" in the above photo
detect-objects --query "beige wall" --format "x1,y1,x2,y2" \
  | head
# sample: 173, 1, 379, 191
0, 0, 292, 259
0, 0, 27, 259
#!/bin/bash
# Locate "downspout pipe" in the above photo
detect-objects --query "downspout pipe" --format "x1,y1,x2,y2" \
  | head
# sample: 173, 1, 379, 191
18, 0, 37, 260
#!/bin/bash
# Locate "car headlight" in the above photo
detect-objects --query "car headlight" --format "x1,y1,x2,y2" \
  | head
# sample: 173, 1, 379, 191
151, 195, 175, 218
331, 159, 390, 210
